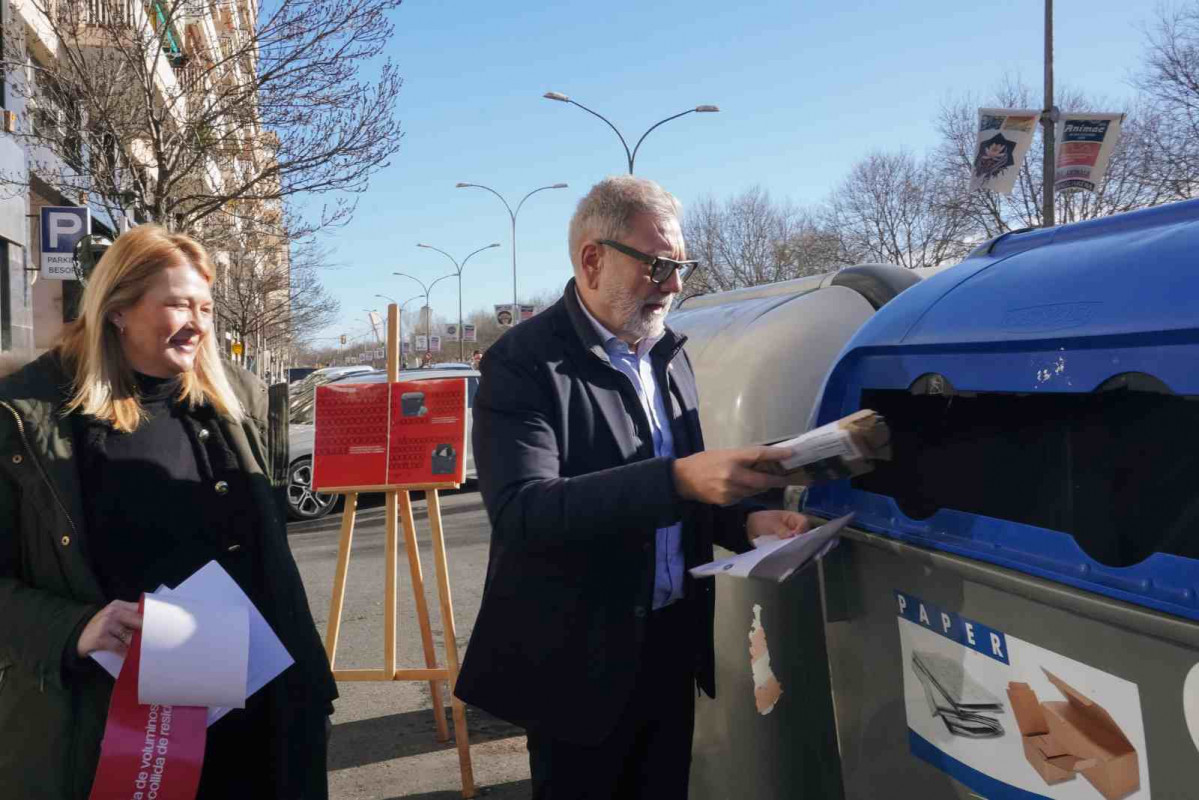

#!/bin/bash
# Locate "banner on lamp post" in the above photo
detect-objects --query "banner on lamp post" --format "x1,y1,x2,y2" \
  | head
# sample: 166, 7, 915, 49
969, 109, 1040, 194
519, 305, 537, 323
429, 335, 442, 353
463, 324, 477, 343
444, 323, 460, 340
1055, 113, 1124, 194
415, 335, 428, 351
495, 304, 515, 327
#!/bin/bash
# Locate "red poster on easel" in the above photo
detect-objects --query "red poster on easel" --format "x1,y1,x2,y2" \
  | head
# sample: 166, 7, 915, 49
318, 304, 477, 799
312, 383, 391, 489
313, 378, 466, 490
387, 379, 467, 486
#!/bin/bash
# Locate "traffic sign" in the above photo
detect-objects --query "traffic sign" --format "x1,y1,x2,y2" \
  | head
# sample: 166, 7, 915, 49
40, 206, 90, 280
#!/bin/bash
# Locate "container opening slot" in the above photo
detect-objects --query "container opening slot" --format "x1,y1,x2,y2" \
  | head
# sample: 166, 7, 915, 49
854, 386, 1199, 567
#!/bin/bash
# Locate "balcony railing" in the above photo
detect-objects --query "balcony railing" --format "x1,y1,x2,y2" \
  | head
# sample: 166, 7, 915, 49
79, 0, 138, 27
72, 1, 184, 58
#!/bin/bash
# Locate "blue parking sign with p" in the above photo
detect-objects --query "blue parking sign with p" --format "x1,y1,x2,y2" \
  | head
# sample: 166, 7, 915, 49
40, 206, 90, 280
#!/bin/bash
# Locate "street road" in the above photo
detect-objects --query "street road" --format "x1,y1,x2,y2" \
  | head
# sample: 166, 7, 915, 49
289, 489, 532, 799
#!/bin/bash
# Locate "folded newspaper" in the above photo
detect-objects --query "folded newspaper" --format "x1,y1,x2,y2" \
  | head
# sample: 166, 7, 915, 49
689, 514, 853, 583
760, 409, 891, 485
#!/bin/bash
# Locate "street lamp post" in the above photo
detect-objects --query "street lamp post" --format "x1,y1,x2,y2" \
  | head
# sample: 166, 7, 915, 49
1042, 0, 1056, 227
416, 242, 501, 359
392, 272, 456, 360
377, 293, 425, 365
363, 309, 379, 366
542, 91, 719, 174
456, 182, 567, 319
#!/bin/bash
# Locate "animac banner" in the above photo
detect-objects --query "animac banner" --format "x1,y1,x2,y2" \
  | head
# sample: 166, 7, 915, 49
1055, 113, 1124, 194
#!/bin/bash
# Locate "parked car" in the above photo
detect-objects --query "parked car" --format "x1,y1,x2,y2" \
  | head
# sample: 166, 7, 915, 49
288, 366, 380, 426
286, 366, 318, 384
286, 367, 481, 520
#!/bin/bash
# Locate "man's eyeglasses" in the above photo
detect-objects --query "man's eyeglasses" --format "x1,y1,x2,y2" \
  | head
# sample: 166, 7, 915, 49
597, 239, 699, 284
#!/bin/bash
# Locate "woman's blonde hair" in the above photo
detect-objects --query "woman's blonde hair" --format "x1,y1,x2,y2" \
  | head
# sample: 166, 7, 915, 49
58, 224, 244, 432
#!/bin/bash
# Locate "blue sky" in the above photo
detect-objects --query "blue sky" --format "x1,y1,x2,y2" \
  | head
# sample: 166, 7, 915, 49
312, 0, 1156, 347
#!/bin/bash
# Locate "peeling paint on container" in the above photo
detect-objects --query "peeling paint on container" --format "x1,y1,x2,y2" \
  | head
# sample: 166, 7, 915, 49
749, 603, 783, 715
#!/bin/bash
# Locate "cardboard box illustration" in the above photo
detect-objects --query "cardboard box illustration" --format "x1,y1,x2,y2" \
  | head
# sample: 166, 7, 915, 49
1006, 671, 1139, 800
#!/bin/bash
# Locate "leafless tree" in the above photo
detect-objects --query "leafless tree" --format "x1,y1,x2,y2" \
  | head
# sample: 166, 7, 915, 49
5, 0, 404, 236
682, 186, 839, 299
210, 214, 339, 362
825, 150, 975, 269
1134, 2, 1199, 199
5, 0, 401, 365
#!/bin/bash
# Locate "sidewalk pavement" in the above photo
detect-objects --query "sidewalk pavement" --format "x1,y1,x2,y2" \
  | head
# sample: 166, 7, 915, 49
289, 489, 533, 798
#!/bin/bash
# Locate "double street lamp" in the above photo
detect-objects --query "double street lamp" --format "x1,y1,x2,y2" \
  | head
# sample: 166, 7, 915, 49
416, 242, 500, 360
456, 182, 567, 316
542, 91, 719, 174
391, 272, 456, 358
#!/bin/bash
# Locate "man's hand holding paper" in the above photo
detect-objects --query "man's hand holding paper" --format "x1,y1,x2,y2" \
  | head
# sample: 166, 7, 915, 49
746, 509, 811, 545
690, 514, 854, 583
672, 445, 794, 505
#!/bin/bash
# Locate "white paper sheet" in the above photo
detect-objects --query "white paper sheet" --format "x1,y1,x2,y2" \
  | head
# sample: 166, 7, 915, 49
89, 562, 295, 726
91, 649, 124, 678
138, 594, 249, 708
172, 561, 295, 725
689, 514, 853, 583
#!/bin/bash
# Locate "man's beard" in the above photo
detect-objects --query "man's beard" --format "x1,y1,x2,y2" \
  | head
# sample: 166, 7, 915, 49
608, 283, 672, 342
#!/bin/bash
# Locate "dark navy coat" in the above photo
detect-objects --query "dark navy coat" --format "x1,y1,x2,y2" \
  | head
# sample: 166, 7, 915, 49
455, 280, 750, 745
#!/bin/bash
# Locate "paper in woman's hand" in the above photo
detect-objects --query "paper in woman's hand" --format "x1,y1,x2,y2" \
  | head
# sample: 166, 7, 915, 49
171, 561, 295, 725
689, 514, 853, 584
138, 594, 249, 709
89, 561, 294, 726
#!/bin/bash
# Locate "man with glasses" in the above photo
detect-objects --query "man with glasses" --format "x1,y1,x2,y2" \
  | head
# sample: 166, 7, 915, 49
456, 176, 809, 799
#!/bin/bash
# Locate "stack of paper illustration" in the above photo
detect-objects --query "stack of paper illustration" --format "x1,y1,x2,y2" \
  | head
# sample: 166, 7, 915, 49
911, 650, 1005, 738
91, 560, 294, 724
689, 514, 852, 583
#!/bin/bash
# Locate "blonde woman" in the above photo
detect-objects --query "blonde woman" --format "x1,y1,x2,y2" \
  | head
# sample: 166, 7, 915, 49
0, 225, 336, 799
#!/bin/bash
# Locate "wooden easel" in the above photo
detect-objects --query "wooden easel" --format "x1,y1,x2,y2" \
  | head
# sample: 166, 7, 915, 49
322, 304, 475, 798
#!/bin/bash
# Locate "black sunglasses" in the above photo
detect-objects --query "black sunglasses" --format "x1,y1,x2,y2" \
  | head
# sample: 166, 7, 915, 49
597, 239, 699, 284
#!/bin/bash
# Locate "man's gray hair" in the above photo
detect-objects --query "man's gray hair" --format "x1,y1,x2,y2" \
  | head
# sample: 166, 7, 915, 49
568, 176, 682, 270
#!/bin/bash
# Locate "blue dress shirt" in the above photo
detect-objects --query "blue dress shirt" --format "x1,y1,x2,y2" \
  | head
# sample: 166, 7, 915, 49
576, 291, 684, 609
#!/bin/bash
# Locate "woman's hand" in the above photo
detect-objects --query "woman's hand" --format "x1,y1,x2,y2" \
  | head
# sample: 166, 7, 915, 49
77, 600, 143, 657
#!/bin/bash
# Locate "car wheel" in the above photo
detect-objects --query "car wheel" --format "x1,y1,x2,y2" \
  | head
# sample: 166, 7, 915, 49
287, 457, 337, 520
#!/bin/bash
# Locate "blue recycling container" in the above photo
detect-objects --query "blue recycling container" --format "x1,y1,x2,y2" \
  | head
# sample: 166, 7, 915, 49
807, 197, 1199, 621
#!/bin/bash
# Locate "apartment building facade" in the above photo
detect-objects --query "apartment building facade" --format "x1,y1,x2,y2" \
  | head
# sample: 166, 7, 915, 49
0, 0, 279, 371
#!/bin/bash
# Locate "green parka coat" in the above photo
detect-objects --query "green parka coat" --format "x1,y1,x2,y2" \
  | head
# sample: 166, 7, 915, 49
0, 351, 336, 799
